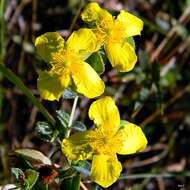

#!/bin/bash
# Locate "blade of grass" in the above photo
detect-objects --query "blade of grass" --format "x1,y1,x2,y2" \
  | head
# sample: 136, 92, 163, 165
0, 0, 6, 120
0, 0, 6, 60
0, 63, 56, 125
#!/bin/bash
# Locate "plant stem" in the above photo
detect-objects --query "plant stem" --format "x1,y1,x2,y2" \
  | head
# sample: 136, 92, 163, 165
0, 0, 6, 120
0, 0, 6, 60
0, 63, 56, 126
69, 0, 84, 32
66, 96, 79, 137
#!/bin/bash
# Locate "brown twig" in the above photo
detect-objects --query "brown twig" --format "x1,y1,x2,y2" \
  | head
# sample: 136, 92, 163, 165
140, 84, 190, 128
80, 181, 89, 190
150, 7, 190, 62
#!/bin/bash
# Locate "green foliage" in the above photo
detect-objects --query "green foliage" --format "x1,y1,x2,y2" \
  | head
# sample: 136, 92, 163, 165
36, 121, 57, 142
126, 37, 136, 49
86, 52, 105, 74
0, 63, 55, 125
11, 168, 25, 181
61, 173, 81, 190
23, 169, 39, 190
120, 120, 129, 127
72, 121, 87, 132
72, 160, 91, 176
11, 168, 39, 190
55, 110, 70, 138
15, 149, 51, 165
59, 167, 78, 181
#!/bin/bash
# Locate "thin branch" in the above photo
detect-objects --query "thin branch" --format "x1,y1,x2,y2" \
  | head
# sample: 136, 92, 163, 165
140, 84, 190, 127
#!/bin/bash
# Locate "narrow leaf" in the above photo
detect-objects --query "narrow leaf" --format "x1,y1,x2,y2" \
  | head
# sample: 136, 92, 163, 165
15, 149, 51, 165
0, 64, 55, 125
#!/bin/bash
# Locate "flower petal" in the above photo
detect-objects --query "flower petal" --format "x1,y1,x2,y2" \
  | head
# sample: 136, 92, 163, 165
61, 131, 94, 161
116, 10, 143, 37
71, 61, 104, 98
37, 71, 70, 101
116, 122, 147, 155
35, 32, 65, 63
88, 97, 120, 134
81, 2, 101, 23
90, 154, 122, 188
66, 28, 97, 60
81, 2, 113, 29
105, 41, 137, 72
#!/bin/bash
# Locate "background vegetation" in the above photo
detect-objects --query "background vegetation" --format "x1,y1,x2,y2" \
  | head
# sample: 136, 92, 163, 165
0, 0, 190, 189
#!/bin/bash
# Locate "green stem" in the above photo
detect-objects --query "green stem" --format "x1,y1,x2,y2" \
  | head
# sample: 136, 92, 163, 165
0, 0, 6, 119
66, 96, 79, 138
0, 0, 6, 61
69, 0, 84, 32
45, 184, 48, 190
0, 63, 56, 125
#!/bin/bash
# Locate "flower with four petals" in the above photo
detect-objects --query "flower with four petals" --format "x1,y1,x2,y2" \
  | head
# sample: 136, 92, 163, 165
61, 96, 147, 188
82, 2, 143, 72
35, 28, 105, 101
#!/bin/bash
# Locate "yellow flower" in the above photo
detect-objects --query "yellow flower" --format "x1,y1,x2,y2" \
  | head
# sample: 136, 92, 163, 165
35, 28, 105, 101
61, 96, 147, 187
81, 2, 143, 72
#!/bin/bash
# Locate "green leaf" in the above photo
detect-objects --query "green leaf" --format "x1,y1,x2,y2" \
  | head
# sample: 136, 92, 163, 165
11, 168, 25, 181
0, 63, 55, 125
55, 110, 70, 138
56, 110, 70, 128
62, 89, 78, 99
36, 121, 58, 142
86, 52, 105, 74
72, 121, 86, 132
15, 149, 51, 165
72, 160, 90, 176
24, 169, 39, 190
59, 167, 78, 180
126, 37, 135, 49
61, 173, 81, 190
120, 120, 129, 128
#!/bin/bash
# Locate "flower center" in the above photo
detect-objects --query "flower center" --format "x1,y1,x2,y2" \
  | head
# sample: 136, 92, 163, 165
89, 128, 121, 155
51, 49, 79, 75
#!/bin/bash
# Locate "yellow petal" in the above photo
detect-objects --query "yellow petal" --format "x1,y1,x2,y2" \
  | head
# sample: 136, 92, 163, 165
116, 10, 143, 37
81, 2, 101, 23
71, 61, 104, 98
61, 131, 93, 161
90, 154, 122, 188
88, 97, 120, 134
37, 71, 70, 101
115, 122, 147, 155
82, 2, 113, 28
35, 32, 65, 63
66, 28, 97, 60
105, 41, 137, 72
